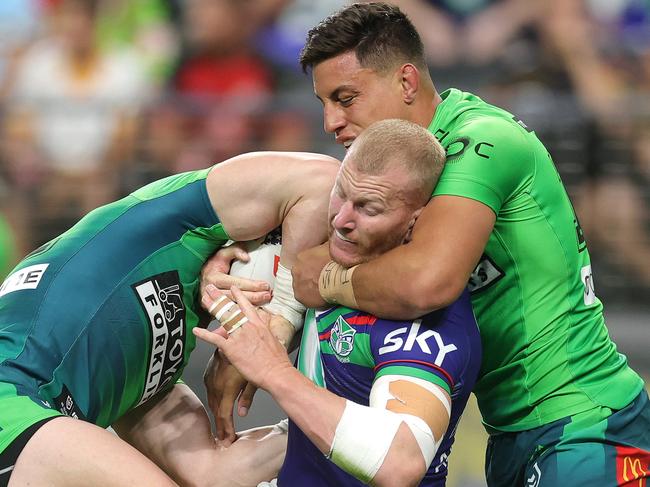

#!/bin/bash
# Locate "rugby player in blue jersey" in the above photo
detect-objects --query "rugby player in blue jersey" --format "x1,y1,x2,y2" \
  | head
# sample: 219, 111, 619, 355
196, 119, 482, 486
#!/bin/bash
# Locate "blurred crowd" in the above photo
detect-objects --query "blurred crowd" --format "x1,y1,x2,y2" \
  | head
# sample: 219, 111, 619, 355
0, 0, 649, 303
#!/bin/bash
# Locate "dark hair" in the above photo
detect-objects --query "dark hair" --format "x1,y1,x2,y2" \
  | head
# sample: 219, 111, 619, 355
300, 2, 425, 74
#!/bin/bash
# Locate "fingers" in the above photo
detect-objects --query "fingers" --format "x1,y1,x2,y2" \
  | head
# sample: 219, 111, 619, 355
230, 285, 257, 318
193, 327, 226, 347
203, 286, 249, 334
203, 284, 266, 335
203, 283, 270, 309
221, 275, 271, 293
216, 386, 239, 443
231, 245, 251, 263
238, 383, 258, 417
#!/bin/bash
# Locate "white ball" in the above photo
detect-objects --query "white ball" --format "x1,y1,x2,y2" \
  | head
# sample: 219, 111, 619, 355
229, 228, 282, 289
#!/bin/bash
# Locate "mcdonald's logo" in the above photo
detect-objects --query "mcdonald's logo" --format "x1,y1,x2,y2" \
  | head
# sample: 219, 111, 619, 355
616, 446, 649, 486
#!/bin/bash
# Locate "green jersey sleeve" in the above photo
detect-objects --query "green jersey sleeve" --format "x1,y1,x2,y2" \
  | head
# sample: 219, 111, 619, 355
433, 117, 533, 213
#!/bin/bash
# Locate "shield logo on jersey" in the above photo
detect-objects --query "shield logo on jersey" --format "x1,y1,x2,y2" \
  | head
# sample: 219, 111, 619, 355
330, 316, 357, 361
468, 254, 504, 293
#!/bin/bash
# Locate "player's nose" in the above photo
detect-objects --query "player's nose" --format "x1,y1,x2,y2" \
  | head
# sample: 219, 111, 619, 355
332, 201, 355, 231
323, 103, 346, 135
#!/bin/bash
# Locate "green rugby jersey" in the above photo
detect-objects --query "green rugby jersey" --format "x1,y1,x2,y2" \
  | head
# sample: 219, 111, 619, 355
0, 168, 229, 429
429, 88, 643, 432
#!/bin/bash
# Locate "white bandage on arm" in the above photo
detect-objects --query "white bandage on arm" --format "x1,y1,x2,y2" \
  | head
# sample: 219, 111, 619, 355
328, 400, 403, 484
263, 263, 306, 331
328, 375, 449, 485
370, 374, 450, 468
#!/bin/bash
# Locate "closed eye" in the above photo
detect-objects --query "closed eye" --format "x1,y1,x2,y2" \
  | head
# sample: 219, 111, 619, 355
338, 96, 355, 107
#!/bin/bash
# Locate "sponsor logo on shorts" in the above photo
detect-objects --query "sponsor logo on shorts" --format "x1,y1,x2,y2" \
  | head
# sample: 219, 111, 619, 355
329, 316, 356, 362
133, 271, 186, 406
0, 264, 49, 298
468, 255, 504, 293
616, 446, 649, 486
526, 462, 541, 487
54, 384, 86, 420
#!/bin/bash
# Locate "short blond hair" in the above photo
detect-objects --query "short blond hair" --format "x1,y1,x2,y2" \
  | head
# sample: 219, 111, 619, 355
346, 119, 445, 206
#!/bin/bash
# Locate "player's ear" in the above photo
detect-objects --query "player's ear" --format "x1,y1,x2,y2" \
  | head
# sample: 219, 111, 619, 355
404, 206, 424, 243
399, 63, 420, 105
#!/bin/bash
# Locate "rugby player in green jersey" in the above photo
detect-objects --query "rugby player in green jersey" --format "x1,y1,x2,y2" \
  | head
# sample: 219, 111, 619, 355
206, 3, 650, 485
0, 152, 339, 486
292, 3, 650, 486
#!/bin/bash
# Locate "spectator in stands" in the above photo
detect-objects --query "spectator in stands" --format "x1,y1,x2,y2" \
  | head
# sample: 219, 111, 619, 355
539, 0, 650, 290
94, 0, 179, 87
372, 0, 540, 69
163, 0, 312, 171
0, 0, 41, 101
0, 182, 18, 279
2, 0, 149, 248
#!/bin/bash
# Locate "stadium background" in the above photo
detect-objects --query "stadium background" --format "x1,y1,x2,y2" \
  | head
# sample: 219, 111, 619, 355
0, 1, 648, 485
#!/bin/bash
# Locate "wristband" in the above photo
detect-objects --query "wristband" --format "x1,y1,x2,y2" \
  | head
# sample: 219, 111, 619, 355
264, 263, 306, 331
318, 261, 358, 308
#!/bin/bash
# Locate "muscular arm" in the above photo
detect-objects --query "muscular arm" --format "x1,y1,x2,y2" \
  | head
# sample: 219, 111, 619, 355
296, 196, 494, 319
113, 383, 287, 487
263, 368, 449, 487
195, 288, 452, 487
204, 151, 338, 309
206, 152, 339, 264
351, 195, 494, 319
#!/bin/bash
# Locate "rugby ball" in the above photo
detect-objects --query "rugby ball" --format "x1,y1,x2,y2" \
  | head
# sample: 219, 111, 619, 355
229, 228, 282, 289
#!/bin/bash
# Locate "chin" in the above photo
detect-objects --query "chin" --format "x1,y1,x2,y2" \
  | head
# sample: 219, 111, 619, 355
329, 242, 362, 268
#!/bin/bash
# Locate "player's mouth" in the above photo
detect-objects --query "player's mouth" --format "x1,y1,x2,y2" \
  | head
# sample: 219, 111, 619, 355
334, 229, 355, 244
336, 135, 355, 150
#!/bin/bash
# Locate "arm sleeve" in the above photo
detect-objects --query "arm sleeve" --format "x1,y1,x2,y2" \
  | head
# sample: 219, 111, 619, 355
369, 308, 472, 396
433, 117, 535, 214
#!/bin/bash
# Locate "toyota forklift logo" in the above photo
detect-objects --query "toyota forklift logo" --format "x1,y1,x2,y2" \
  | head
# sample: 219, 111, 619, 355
133, 271, 187, 405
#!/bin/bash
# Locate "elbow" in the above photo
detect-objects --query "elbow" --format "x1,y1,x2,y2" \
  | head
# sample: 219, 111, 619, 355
372, 455, 426, 487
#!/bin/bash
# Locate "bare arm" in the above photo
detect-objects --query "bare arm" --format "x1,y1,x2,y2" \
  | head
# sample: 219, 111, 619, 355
351, 196, 494, 319
206, 151, 338, 248
294, 195, 494, 319
113, 383, 286, 487
202, 151, 339, 304
195, 288, 451, 487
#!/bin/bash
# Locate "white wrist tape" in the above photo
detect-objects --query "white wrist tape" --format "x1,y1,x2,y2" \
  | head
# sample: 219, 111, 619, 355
263, 263, 306, 331
328, 400, 402, 484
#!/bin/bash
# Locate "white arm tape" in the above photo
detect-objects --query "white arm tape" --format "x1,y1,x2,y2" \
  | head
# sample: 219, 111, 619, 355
396, 413, 441, 469
263, 263, 306, 331
328, 400, 402, 484
369, 374, 450, 469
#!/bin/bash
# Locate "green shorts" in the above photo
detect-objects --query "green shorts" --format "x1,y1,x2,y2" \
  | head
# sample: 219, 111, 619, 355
0, 382, 61, 455
0, 382, 62, 485
486, 390, 650, 486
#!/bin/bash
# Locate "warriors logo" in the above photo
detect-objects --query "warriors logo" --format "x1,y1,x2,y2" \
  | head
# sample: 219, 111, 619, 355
329, 316, 357, 362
